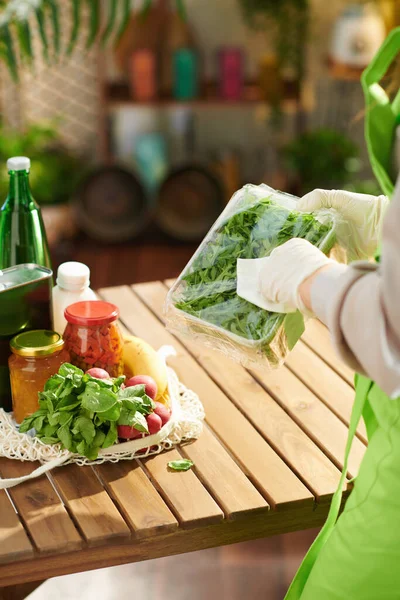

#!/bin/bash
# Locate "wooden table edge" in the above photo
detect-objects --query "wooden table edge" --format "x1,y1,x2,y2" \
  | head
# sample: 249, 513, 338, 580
0, 503, 330, 588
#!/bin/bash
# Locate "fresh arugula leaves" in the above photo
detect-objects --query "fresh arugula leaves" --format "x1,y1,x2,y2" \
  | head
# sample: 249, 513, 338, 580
19, 363, 156, 459
168, 459, 194, 472
174, 196, 335, 364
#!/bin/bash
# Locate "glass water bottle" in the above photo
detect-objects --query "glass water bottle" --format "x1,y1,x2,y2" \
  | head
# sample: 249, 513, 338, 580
0, 156, 51, 270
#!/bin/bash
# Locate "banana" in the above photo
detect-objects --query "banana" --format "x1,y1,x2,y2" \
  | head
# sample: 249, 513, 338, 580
123, 335, 169, 402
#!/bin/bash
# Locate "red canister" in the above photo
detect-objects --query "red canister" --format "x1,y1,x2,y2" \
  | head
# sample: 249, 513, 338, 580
218, 47, 244, 100
129, 49, 157, 101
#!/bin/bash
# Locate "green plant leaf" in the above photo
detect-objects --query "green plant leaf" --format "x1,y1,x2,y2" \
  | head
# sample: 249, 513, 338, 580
40, 436, 59, 445
101, 0, 117, 47
102, 422, 118, 448
35, 6, 49, 62
79, 382, 118, 413
175, 0, 187, 20
58, 423, 73, 451
73, 415, 96, 444
0, 25, 18, 81
59, 363, 84, 378
99, 402, 121, 422
168, 459, 193, 472
67, 0, 80, 55
115, 0, 131, 44
15, 20, 33, 63
44, 0, 61, 55
86, 0, 100, 48
140, 0, 152, 19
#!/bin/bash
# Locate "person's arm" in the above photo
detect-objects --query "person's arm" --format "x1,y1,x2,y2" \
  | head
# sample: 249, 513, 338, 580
302, 182, 400, 397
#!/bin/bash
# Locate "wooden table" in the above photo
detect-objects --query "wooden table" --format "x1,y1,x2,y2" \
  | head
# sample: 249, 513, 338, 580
0, 281, 367, 592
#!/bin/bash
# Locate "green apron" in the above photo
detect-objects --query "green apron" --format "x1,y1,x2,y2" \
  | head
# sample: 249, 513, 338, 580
285, 28, 400, 600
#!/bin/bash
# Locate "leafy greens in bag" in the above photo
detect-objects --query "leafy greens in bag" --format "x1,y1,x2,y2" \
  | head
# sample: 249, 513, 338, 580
165, 184, 337, 369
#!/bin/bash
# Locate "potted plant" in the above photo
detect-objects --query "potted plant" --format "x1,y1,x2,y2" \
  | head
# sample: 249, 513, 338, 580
237, 0, 310, 98
283, 128, 361, 194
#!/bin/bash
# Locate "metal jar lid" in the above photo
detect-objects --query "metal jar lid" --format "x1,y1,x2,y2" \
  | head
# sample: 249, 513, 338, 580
10, 330, 64, 357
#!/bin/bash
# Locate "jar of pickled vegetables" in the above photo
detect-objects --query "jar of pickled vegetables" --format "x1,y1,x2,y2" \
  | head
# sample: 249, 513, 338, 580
63, 301, 124, 377
9, 330, 69, 423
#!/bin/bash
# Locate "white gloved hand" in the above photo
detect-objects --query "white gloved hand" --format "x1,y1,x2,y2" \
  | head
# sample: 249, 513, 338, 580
237, 238, 333, 315
297, 189, 389, 260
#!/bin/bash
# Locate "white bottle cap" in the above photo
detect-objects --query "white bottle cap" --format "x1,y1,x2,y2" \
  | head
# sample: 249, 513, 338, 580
7, 156, 31, 172
57, 262, 91, 291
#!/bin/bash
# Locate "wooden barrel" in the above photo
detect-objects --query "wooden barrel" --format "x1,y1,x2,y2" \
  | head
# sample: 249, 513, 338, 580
155, 164, 225, 241
73, 165, 150, 243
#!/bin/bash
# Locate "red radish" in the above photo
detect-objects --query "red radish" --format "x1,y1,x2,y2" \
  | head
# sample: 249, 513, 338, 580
146, 413, 162, 435
154, 402, 171, 426
86, 367, 110, 380
117, 425, 143, 440
126, 375, 158, 400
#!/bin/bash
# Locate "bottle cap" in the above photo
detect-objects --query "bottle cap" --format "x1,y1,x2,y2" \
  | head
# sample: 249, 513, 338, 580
10, 330, 64, 357
57, 262, 91, 291
65, 301, 119, 327
7, 157, 31, 172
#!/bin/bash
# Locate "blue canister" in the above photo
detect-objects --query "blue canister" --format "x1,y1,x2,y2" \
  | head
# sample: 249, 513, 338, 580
173, 48, 199, 100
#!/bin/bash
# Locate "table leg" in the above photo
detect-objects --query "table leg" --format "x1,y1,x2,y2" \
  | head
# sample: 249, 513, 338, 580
0, 581, 45, 600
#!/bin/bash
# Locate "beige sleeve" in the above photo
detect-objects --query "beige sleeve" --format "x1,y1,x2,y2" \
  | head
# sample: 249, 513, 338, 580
310, 181, 400, 399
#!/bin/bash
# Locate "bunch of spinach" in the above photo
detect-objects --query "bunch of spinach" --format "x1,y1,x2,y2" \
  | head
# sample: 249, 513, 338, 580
174, 196, 335, 364
19, 363, 155, 460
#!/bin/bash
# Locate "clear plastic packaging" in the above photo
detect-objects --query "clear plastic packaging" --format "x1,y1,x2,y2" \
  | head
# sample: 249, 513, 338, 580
165, 184, 338, 369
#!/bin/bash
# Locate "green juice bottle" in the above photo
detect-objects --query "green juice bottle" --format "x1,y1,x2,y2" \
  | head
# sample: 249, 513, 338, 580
0, 156, 51, 270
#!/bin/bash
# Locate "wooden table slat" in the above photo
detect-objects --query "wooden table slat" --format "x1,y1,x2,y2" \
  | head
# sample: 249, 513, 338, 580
96, 461, 179, 538
286, 341, 367, 443
0, 459, 83, 553
51, 464, 131, 544
253, 366, 366, 478
302, 320, 354, 386
0, 490, 34, 562
99, 285, 314, 510
142, 449, 224, 527
136, 280, 342, 503
178, 425, 269, 519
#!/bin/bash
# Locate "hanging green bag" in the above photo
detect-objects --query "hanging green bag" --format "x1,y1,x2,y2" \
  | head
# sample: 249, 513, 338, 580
285, 27, 400, 600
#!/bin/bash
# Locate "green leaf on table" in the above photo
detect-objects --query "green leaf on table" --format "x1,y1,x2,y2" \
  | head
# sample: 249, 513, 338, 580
79, 383, 118, 413
168, 459, 194, 472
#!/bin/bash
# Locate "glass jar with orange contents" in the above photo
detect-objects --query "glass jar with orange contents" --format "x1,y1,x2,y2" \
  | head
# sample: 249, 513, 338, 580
9, 330, 70, 423
63, 301, 124, 377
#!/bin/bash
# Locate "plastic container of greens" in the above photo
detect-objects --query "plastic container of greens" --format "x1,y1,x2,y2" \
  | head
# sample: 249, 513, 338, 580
165, 184, 337, 369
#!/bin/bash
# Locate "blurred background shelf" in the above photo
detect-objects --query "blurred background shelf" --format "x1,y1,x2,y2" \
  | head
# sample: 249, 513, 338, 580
105, 81, 302, 111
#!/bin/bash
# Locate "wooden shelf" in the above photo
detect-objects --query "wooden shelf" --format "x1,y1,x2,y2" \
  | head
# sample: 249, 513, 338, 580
105, 81, 301, 111
326, 57, 364, 82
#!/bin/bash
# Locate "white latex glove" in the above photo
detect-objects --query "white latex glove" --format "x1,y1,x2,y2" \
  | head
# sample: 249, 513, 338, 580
237, 238, 333, 316
297, 189, 389, 260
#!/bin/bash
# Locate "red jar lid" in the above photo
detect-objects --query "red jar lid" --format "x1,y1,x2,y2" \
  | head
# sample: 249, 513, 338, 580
65, 301, 119, 326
